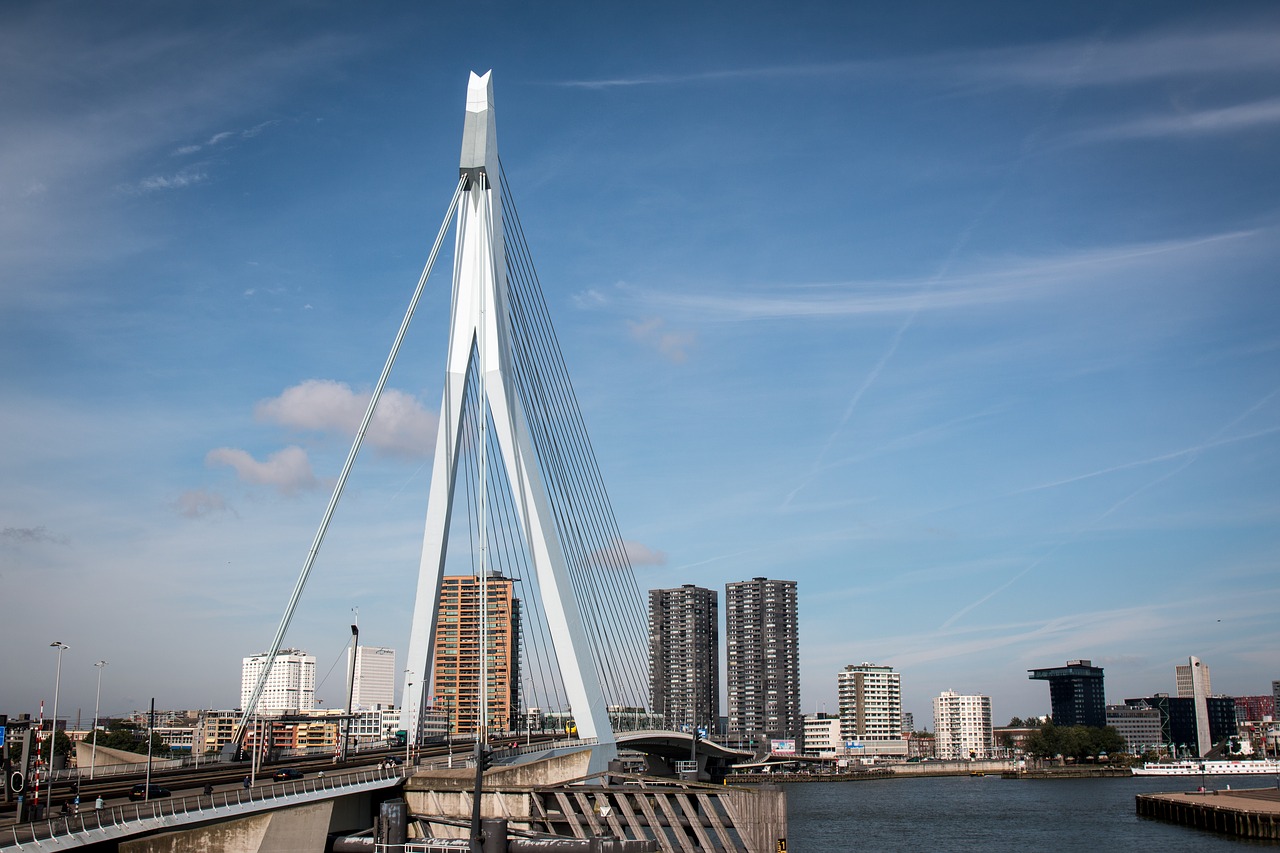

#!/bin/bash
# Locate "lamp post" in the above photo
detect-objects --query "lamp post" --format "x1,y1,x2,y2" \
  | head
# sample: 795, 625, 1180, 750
90, 661, 107, 779
405, 676, 414, 769
49, 642, 69, 775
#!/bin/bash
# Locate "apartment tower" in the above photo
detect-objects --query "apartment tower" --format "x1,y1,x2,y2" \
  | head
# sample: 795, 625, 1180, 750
649, 584, 719, 733
240, 649, 316, 715
431, 573, 521, 736
838, 663, 906, 756
725, 577, 800, 745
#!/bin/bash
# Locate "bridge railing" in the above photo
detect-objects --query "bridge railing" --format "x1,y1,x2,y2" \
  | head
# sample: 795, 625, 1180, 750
3, 764, 404, 851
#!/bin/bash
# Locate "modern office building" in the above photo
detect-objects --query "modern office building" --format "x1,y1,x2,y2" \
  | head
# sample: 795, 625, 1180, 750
802, 714, 842, 757
933, 691, 994, 759
1028, 660, 1106, 728
1176, 658, 1211, 698
838, 663, 906, 756
901, 712, 914, 735
431, 572, 520, 736
648, 584, 719, 733
1124, 693, 1237, 756
1106, 702, 1164, 754
725, 578, 800, 745
349, 645, 396, 711
241, 648, 316, 715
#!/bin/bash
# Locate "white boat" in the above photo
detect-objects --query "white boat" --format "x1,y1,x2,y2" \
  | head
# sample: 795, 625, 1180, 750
1132, 758, 1280, 776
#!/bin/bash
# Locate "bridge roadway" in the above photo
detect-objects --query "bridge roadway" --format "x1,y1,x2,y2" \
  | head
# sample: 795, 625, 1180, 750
0, 734, 570, 851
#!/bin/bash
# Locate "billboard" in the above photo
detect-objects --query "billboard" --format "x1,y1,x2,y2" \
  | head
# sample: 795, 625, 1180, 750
770, 739, 796, 755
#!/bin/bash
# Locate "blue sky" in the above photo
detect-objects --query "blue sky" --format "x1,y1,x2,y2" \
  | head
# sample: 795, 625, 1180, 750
3, 0, 1278, 730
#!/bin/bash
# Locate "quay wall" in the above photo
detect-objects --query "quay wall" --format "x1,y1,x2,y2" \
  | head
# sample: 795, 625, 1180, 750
1136, 789, 1280, 841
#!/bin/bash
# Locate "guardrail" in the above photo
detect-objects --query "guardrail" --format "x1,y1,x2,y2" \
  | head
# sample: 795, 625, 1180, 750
3, 764, 406, 851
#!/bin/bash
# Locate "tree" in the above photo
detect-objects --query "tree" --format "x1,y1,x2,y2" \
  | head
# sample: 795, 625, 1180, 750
1007, 717, 1025, 727
1022, 722, 1126, 760
95, 721, 171, 756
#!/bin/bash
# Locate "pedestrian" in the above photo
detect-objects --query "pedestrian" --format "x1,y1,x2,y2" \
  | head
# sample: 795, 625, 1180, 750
94, 796, 104, 811
242, 775, 251, 790
203, 783, 214, 798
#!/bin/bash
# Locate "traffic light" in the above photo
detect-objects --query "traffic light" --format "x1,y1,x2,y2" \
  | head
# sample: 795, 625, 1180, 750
475, 743, 492, 772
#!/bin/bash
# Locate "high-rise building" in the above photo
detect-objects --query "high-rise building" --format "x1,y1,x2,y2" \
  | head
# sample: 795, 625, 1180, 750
933, 691, 993, 759
431, 573, 520, 736
902, 712, 914, 735
838, 663, 906, 756
241, 649, 316, 715
349, 646, 396, 711
1028, 660, 1106, 728
1176, 658, 1211, 698
648, 584, 719, 733
1180, 656, 1213, 757
725, 578, 800, 745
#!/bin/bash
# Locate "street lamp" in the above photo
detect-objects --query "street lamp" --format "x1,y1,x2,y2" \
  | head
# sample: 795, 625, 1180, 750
404, 673, 414, 770
90, 661, 107, 779
49, 642, 69, 774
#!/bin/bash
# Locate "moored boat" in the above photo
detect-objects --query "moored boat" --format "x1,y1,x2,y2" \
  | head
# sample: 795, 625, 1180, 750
1131, 758, 1280, 776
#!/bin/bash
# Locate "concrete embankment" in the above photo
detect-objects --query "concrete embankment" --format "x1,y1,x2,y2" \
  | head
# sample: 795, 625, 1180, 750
1136, 786, 1280, 840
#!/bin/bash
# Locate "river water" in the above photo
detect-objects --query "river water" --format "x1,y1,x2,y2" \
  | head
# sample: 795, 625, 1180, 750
784, 774, 1278, 851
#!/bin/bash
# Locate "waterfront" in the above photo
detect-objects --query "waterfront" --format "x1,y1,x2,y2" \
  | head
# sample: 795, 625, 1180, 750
785, 774, 1279, 851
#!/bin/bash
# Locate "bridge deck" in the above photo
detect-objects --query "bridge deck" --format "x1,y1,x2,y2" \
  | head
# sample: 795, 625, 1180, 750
0, 765, 404, 851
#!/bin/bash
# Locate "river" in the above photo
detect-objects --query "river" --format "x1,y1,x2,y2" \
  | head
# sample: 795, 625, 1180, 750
784, 773, 1276, 851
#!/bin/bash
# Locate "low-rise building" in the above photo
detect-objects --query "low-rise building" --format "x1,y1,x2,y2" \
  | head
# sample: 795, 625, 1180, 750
1106, 703, 1163, 754
803, 714, 842, 757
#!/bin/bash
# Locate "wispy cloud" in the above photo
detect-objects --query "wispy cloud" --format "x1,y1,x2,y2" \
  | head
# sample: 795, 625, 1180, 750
556, 23, 1280, 92
601, 229, 1259, 323
1071, 97, 1280, 142
626, 316, 694, 363
172, 120, 282, 156
130, 168, 208, 193
206, 445, 318, 495
624, 540, 667, 566
171, 488, 231, 519
0, 525, 69, 546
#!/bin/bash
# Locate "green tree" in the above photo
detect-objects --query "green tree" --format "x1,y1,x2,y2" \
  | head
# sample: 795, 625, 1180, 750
94, 721, 171, 756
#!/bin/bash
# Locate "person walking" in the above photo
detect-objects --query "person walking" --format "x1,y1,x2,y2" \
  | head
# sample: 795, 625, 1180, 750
242, 775, 251, 790
94, 795, 105, 811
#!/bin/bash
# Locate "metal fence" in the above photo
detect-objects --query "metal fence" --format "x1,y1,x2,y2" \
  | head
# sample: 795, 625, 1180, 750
2, 764, 405, 851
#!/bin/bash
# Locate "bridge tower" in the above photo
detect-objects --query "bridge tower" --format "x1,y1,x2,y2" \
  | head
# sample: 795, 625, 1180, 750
400, 72, 616, 773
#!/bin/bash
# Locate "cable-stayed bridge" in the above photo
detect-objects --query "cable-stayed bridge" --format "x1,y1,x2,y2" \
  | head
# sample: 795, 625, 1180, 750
240, 70, 651, 777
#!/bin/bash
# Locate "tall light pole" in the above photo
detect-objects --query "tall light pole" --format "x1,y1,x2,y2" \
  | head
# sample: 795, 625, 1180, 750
90, 661, 107, 779
49, 642, 69, 774
404, 669, 414, 769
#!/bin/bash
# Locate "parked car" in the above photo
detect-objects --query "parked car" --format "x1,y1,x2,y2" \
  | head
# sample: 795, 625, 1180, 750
272, 768, 305, 781
129, 784, 171, 801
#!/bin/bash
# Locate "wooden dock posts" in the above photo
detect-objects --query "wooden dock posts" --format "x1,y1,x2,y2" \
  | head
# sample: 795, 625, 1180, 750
404, 772, 787, 853
1137, 787, 1280, 841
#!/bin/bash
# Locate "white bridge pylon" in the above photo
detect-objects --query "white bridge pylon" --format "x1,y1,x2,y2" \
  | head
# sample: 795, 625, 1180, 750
401, 72, 616, 772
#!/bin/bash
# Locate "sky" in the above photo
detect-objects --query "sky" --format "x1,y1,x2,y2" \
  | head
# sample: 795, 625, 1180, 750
2, 0, 1279, 732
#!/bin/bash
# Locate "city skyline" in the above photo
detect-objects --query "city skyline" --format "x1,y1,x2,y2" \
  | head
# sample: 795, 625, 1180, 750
2, 1, 1279, 725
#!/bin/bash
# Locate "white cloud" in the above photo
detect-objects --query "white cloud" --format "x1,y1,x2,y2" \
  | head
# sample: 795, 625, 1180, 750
133, 169, 208, 193
205, 445, 318, 495
255, 379, 437, 457
627, 316, 694, 363
624, 540, 667, 566
172, 488, 231, 518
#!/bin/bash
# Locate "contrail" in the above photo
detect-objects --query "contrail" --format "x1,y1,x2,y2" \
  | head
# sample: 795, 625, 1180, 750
785, 31, 1107, 509
942, 386, 1279, 629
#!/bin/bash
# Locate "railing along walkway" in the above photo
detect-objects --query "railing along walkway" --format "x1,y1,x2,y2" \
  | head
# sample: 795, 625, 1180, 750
1, 764, 406, 851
